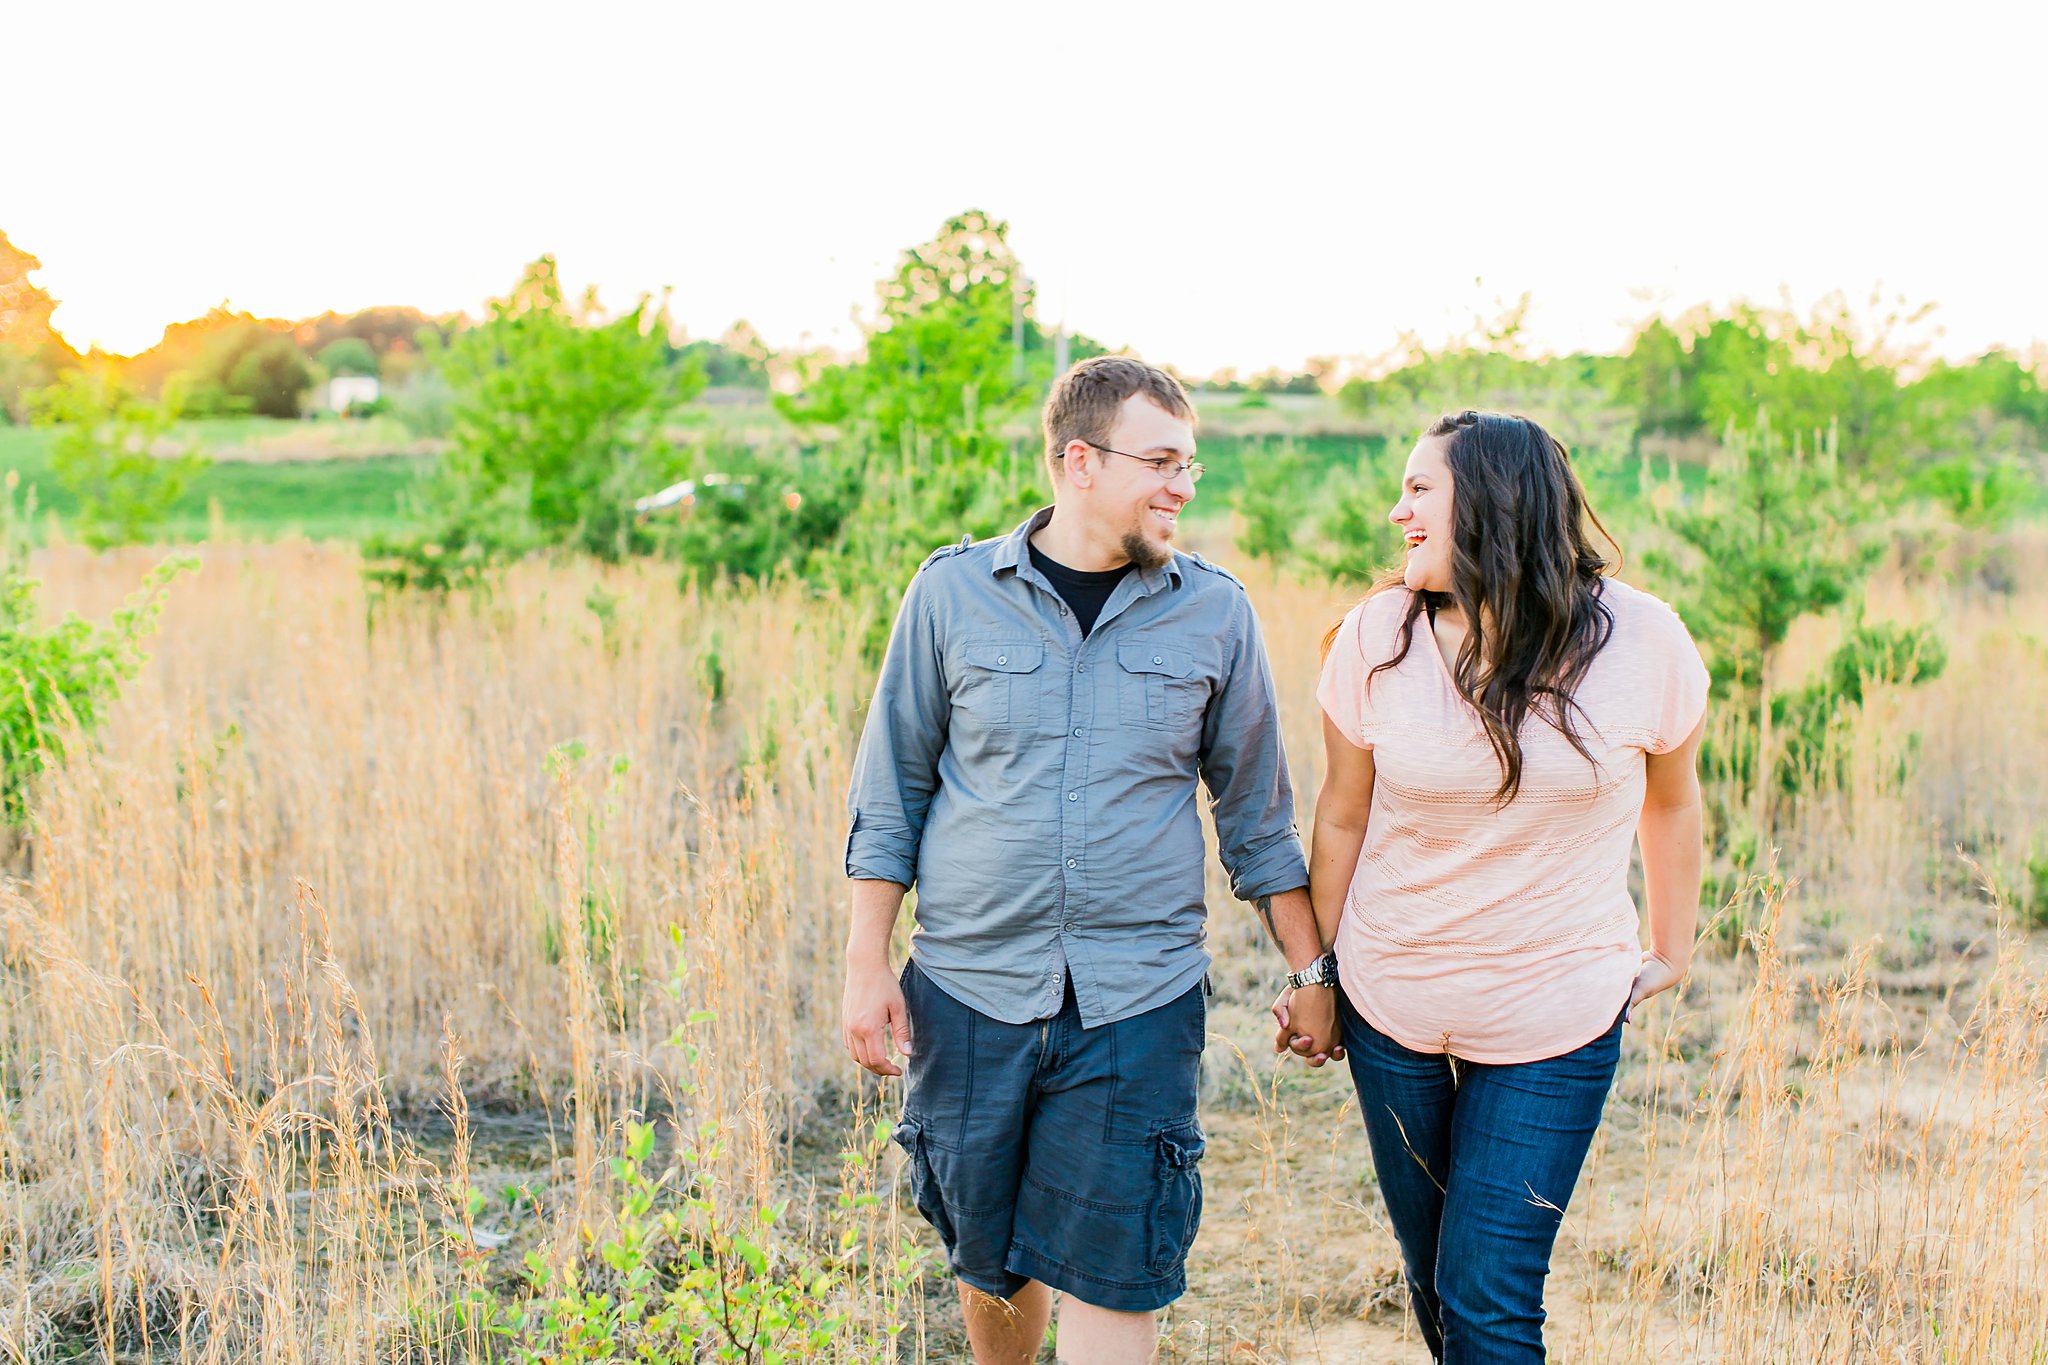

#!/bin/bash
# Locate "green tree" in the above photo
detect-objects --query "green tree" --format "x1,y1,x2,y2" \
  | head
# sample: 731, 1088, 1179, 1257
671, 320, 772, 390
228, 334, 317, 417
31, 370, 209, 548
771, 211, 1106, 589
1232, 445, 1314, 567
1612, 318, 1699, 435
1649, 417, 1880, 833
779, 209, 1093, 459
0, 229, 82, 423
418, 256, 703, 564
296, 305, 450, 362
1901, 350, 2048, 455
1336, 296, 1552, 426
1309, 447, 1409, 584
1615, 296, 1936, 474
317, 336, 379, 378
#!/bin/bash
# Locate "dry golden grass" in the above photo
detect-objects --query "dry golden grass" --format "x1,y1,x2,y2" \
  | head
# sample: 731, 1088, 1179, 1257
4, 526, 2044, 1362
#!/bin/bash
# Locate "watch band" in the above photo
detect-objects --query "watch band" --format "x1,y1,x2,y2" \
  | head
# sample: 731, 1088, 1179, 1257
1286, 952, 1338, 990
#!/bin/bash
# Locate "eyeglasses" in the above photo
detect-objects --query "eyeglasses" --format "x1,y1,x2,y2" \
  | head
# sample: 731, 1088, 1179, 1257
1083, 442, 1205, 484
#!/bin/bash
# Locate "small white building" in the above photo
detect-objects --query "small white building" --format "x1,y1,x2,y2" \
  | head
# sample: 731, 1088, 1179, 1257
325, 375, 381, 414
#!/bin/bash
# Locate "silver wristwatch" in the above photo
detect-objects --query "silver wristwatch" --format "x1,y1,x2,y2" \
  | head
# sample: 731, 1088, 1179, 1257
1286, 952, 1339, 990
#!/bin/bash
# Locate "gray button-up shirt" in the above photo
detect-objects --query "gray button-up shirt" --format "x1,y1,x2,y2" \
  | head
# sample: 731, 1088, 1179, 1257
845, 507, 1309, 1028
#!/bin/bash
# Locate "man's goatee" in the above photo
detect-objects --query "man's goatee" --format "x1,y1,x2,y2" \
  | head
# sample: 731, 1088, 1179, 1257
1120, 529, 1171, 571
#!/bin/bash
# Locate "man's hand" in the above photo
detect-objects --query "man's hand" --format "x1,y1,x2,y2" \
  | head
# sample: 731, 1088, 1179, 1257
1271, 984, 1344, 1066
844, 960, 913, 1077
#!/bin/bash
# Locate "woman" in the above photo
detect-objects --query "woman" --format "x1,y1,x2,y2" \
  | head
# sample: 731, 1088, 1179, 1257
1276, 410, 1708, 1363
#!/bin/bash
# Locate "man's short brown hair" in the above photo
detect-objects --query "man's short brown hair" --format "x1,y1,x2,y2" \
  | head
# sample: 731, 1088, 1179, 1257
1041, 356, 1195, 482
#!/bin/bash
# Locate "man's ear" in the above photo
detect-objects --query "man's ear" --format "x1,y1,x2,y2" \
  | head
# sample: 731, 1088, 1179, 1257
1063, 440, 1096, 488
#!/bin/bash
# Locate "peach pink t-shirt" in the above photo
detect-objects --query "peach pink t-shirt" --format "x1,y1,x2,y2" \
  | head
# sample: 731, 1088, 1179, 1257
1316, 579, 1709, 1064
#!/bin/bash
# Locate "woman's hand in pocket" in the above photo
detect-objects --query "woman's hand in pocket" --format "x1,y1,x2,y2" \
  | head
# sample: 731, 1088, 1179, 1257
1626, 949, 1687, 1020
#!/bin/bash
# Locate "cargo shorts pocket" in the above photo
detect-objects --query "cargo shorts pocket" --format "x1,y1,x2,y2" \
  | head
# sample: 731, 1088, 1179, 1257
893, 1119, 957, 1249
1148, 1122, 1206, 1277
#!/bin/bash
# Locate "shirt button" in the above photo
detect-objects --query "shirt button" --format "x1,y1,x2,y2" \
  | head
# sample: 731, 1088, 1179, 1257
1077, 664, 1086, 673
1152, 655, 1163, 665
1067, 791, 1078, 801
1066, 858, 1078, 869
1072, 727, 1083, 737
996, 655, 1007, 665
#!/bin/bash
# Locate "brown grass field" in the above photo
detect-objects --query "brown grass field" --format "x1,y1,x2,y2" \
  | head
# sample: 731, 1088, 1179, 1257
4, 524, 2045, 1362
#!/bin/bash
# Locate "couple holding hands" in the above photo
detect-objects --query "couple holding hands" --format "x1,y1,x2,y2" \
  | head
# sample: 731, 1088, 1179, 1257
843, 356, 1708, 1364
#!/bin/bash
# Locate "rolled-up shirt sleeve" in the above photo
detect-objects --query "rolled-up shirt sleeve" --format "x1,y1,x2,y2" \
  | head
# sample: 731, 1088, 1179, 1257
845, 571, 948, 885
1198, 597, 1309, 901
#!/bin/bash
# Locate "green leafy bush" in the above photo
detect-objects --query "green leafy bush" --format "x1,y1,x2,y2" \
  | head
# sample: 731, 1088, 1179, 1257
655, 446, 863, 588
1231, 445, 1312, 568
473, 1119, 844, 1365
1652, 418, 1879, 710
0, 477, 193, 822
364, 256, 705, 589
30, 370, 209, 548
1773, 619, 1947, 797
778, 210, 1074, 463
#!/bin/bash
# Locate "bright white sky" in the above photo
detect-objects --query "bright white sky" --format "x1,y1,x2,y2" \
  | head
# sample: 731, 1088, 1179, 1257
9, 0, 2043, 376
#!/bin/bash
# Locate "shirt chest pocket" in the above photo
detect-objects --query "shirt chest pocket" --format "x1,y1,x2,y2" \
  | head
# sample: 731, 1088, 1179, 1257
954, 641, 1044, 730
1116, 641, 1204, 731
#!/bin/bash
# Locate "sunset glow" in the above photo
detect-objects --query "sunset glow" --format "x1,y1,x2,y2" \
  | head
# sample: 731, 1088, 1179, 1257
12, 1, 2044, 373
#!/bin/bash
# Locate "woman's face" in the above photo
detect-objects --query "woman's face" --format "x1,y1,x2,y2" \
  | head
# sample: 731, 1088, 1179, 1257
1390, 434, 1455, 593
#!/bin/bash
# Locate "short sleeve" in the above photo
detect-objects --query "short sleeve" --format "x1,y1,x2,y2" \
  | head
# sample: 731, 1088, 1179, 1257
1316, 603, 1375, 750
1641, 595, 1710, 754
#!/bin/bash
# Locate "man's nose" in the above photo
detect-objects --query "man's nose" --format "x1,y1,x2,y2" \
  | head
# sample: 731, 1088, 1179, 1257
1167, 468, 1197, 501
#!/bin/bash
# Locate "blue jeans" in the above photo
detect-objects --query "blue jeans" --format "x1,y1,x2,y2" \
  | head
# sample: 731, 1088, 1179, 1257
1339, 992, 1623, 1364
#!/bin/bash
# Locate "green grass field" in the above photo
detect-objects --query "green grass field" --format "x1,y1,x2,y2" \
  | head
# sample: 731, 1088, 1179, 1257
0, 412, 1826, 549
0, 424, 430, 542
0, 416, 1409, 545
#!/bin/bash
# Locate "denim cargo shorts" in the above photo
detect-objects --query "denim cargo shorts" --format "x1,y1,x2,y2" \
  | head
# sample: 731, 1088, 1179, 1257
891, 959, 1207, 1312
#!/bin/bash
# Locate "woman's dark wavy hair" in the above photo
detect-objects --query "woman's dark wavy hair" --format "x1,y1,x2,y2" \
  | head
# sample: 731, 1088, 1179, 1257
1332, 409, 1623, 806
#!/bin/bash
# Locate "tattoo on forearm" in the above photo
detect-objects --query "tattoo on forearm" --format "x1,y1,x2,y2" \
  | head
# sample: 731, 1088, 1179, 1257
1254, 894, 1276, 943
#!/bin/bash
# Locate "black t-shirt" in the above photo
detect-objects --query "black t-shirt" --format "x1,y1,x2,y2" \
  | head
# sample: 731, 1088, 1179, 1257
1028, 542, 1132, 638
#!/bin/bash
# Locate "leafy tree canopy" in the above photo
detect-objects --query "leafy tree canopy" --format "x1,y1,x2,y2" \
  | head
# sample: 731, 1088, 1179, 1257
430, 255, 705, 559
0, 229, 82, 422
778, 209, 1102, 459
317, 337, 380, 378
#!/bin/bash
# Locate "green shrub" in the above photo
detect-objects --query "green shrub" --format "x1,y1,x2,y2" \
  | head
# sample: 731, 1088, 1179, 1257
30, 370, 208, 548
0, 478, 193, 822
364, 256, 704, 590
1231, 445, 1312, 568
1773, 619, 1947, 797
655, 445, 863, 588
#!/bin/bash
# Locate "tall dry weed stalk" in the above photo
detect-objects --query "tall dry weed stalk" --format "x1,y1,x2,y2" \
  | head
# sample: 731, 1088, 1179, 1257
2, 528, 2043, 1362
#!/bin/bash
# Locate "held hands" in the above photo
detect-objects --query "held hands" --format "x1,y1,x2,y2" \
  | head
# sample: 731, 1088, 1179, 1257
1271, 984, 1344, 1066
843, 960, 913, 1077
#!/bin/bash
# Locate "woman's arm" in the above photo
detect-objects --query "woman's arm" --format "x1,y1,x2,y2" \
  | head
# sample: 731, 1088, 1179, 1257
1632, 714, 1707, 1011
1310, 712, 1377, 949
1275, 713, 1377, 1060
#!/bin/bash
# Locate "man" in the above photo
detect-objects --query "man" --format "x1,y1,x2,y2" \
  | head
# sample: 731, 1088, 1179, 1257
842, 356, 1338, 1365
